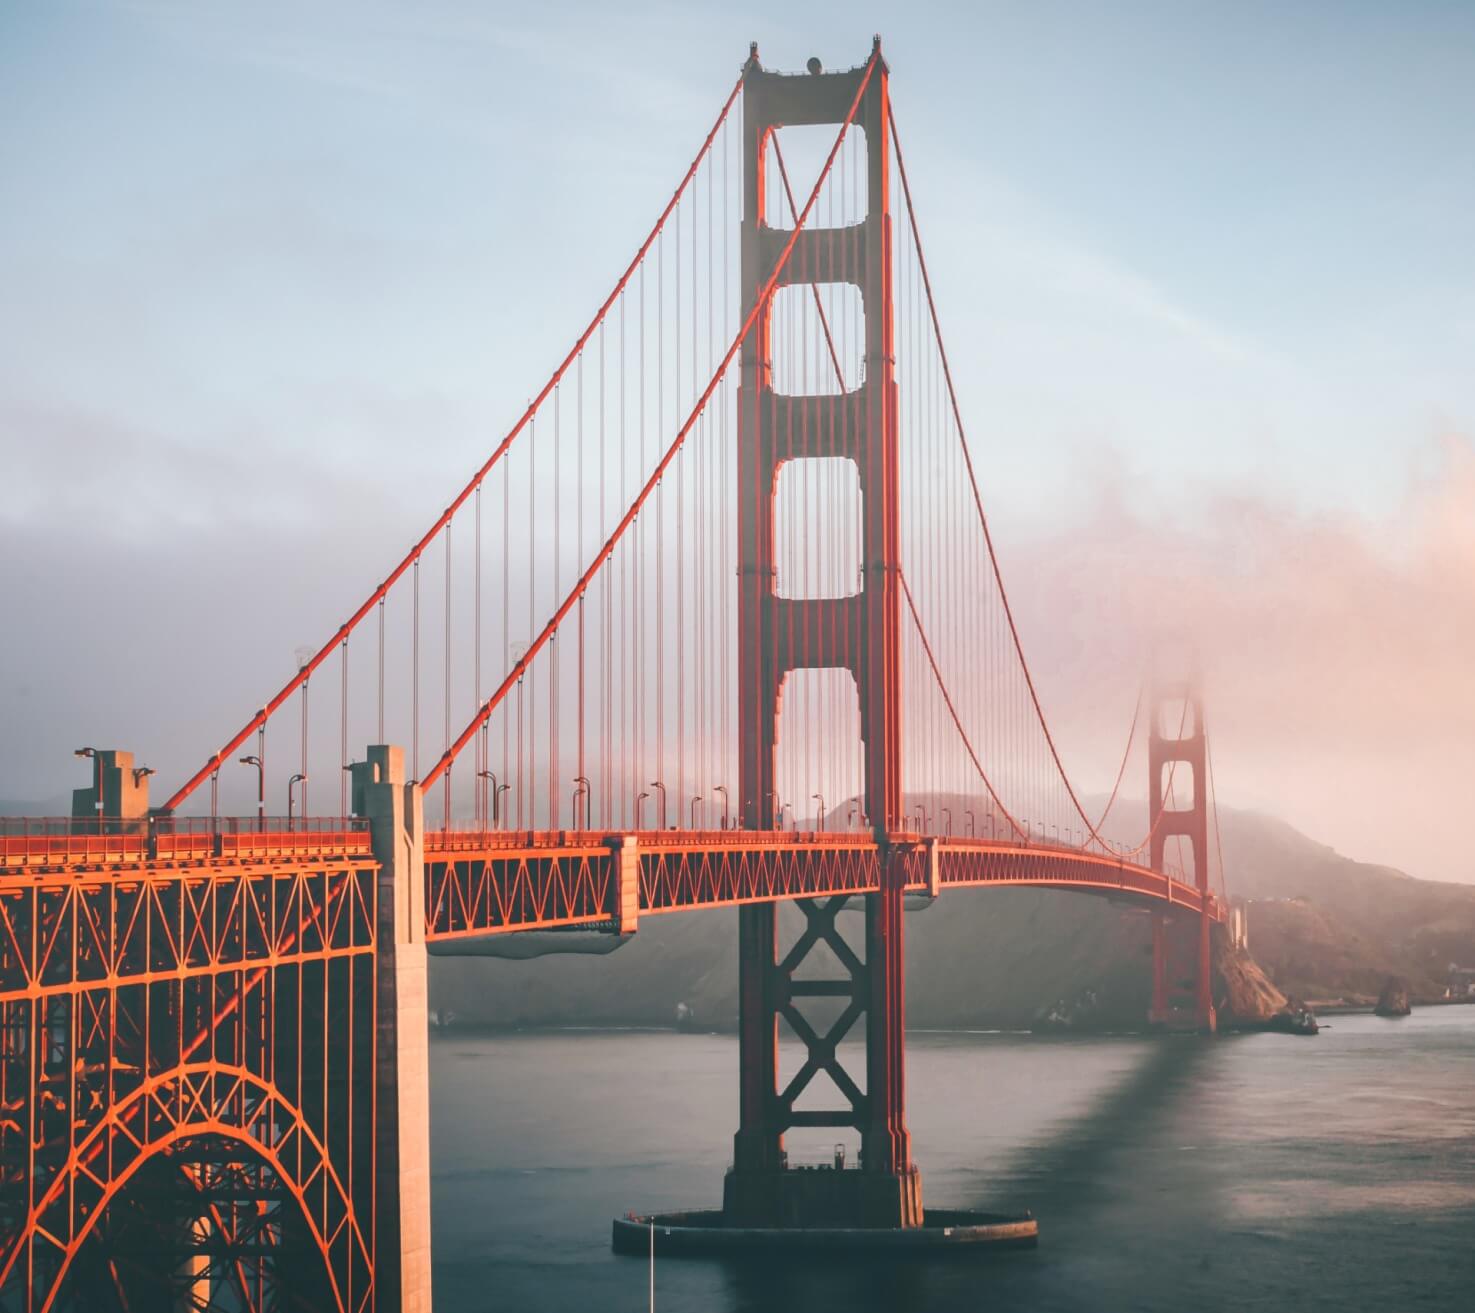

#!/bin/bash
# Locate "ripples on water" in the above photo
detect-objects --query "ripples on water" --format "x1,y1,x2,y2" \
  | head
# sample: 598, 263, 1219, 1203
430, 1009, 1475, 1312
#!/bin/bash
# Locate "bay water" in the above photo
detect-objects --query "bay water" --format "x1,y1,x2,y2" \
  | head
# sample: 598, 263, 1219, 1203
430, 1008, 1475, 1311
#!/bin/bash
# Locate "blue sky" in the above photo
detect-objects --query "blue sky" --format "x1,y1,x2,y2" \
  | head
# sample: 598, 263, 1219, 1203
4, 0, 1472, 527
2, 1, 1472, 878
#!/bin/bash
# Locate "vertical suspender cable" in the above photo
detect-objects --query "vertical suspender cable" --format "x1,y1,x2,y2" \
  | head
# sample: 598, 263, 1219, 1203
444, 519, 452, 828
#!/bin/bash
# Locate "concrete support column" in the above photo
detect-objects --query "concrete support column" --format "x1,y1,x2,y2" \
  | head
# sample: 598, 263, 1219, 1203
609, 835, 641, 935
350, 745, 432, 1313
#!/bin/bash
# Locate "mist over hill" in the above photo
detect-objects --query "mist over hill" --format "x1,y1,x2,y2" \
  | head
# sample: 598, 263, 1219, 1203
430, 804, 1475, 1029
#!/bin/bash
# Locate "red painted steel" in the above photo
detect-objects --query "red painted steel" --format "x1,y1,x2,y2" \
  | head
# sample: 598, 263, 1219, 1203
1149, 675, 1217, 1029
420, 828, 1217, 938
731, 43, 913, 1205
0, 845, 378, 1311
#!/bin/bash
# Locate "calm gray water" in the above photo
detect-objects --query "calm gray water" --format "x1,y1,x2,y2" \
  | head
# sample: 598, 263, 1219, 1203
429, 1009, 1475, 1312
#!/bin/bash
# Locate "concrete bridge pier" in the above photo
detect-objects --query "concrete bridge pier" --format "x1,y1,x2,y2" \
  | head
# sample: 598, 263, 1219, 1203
350, 745, 433, 1313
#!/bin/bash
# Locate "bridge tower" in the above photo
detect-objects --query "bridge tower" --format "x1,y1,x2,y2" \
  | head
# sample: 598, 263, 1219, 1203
728, 40, 921, 1228
1147, 675, 1217, 1032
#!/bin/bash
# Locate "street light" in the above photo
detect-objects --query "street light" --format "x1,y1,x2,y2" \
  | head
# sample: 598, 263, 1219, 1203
941, 807, 952, 836
572, 776, 591, 830
965, 809, 976, 838
239, 756, 265, 832
478, 770, 498, 827
635, 790, 650, 829
712, 784, 729, 830
496, 783, 511, 829
288, 774, 307, 830
812, 794, 826, 832
649, 781, 668, 829
690, 794, 703, 828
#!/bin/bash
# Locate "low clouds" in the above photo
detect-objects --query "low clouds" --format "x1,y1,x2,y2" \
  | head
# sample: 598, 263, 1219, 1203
999, 432, 1475, 882
3, 407, 1467, 883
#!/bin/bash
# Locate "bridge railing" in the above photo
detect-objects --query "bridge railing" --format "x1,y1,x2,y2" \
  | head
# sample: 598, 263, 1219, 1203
0, 815, 372, 869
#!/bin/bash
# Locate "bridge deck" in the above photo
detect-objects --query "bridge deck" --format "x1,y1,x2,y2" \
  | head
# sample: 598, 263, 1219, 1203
0, 824, 1216, 976
423, 829, 1217, 941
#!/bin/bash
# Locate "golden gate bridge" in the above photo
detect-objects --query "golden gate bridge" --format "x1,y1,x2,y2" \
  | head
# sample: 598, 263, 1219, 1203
1, 39, 1229, 1311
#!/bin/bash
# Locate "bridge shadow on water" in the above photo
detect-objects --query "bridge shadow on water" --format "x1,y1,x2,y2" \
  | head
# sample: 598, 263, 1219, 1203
975, 1033, 1216, 1221
712, 1037, 1219, 1313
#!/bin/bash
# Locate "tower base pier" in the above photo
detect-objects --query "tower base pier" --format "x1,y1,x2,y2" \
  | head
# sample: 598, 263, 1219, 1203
722, 1164, 924, 1230
613, 1207, 1038, 1255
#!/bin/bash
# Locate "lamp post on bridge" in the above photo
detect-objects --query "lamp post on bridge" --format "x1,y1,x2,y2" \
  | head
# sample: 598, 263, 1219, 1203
649, 781, 668, 829
965, 810, 975, 838
478, 770, 499, 828
811, 794, 825, 832
940, 808, 952, 837
635, 790, 649, 830
288, 773, 307, 830
572, 776, 591, 831
690, 795, 703, 828
239, 755, 265, 832
712, 784, 729, 830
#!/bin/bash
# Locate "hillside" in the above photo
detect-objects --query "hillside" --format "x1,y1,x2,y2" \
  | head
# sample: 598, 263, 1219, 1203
1214, 809, 1475, 1003
430, 805, 1475, 1028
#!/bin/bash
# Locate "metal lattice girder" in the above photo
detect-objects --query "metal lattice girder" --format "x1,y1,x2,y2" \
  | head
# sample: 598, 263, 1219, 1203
0, 853, 378, 1313
773, 896, 870, 1131
417, 830, 1217, 941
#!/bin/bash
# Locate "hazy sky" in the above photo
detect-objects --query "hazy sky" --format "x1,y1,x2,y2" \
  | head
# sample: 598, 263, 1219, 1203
2, 1, 1472, 880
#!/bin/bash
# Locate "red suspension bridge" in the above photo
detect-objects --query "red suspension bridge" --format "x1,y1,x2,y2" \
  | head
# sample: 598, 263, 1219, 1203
1, 40, 1231, 1312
